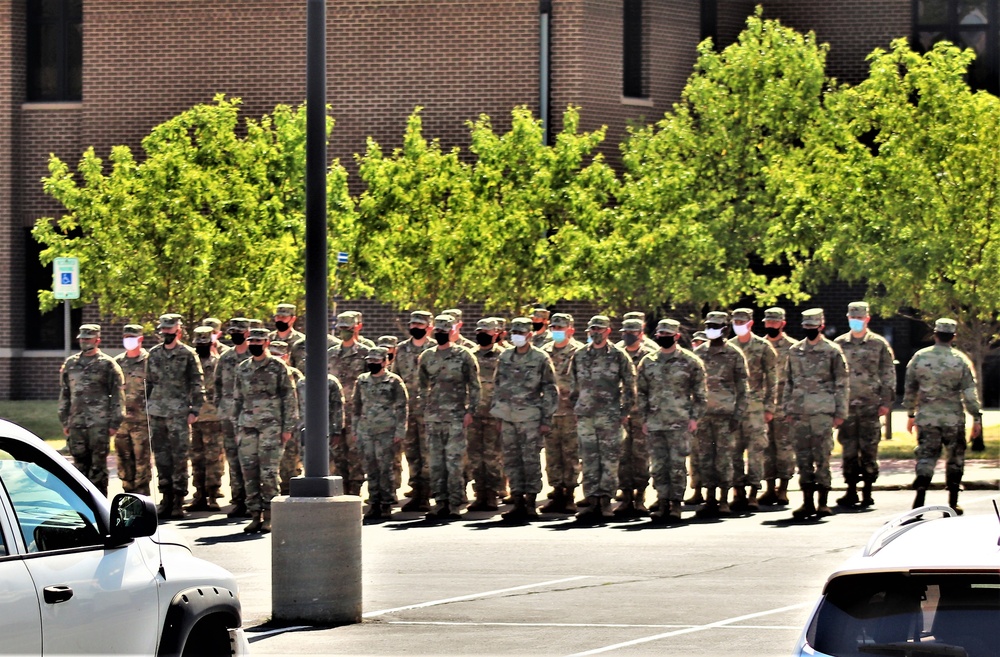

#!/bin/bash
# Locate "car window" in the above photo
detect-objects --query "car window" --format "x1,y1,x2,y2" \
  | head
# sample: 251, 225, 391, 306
0, 447, 101, 553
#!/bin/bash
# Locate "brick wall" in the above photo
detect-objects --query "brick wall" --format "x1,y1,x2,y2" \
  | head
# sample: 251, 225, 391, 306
0, 1, 23, 397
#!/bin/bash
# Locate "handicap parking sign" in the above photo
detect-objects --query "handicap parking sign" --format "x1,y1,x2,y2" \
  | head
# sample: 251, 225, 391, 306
53, 258, 80, 300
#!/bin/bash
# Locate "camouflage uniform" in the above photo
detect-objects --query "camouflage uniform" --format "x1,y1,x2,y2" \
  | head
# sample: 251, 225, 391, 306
190, 327, 226, 510
269, 340, 305, 494
622, 311, 661, 353
146, 315, 205, 515
637, 319, 707, 520
214, 318, 253, 514
418, 315, 481, 514
58, 324, 125, 496
467, 318, 505, 508
614, 317, 656, 512
541, 314, 583, 507
200, 317, 231, 355
490, 317, 558, 518
295, 373, 345, 473
289, 332, 338, 372
442, 308, 479, 353
903, 318, 982, 511
569, 316, 636, 514
114, 324, 152, 495
394, 310, 434, 508
353, 347, 408, 515
834, 302, 896, 503
762, 307, 797, 495
269, 302, 305, 354
327, 312, 370, 495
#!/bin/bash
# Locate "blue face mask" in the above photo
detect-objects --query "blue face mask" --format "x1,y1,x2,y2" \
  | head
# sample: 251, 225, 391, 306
849, 318, 865, 332
551, 330, 566, 343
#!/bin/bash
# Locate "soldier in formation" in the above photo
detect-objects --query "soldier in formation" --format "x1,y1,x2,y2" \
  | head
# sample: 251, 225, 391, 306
759, 307, 796, 506
540, 313, 583, 513
214, 317, 252, 517
467, 318, 505, 511
394, 310, 434, 511
270, 339, 305, 494
614, 317, 656, 516
328, 311, 369, 495
114, 323, 152, 495
188, 326, 226, 511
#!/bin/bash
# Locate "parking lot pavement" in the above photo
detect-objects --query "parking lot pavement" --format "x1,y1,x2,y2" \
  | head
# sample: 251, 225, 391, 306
172, 488, 1000, 656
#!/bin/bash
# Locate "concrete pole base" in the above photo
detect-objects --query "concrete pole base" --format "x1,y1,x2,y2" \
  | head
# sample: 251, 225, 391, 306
271, 492, 362, 624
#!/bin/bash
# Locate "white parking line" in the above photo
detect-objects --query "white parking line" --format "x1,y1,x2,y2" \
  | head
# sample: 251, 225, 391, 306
362, 576, 593, 618
565, 602, 812, 656
387, 621, 801, 630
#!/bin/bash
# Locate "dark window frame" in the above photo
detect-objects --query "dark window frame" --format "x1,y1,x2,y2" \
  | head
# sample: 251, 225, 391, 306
913, 0, 999, 94
26, 0, 83, 102
623, 0, 647, 98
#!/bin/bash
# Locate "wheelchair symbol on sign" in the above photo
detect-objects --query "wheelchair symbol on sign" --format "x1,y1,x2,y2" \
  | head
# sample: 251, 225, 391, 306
61, 273, 73, 285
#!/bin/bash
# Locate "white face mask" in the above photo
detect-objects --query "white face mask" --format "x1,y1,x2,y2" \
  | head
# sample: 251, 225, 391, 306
732, 323, 750, 337
705, 327, 724, 341
123, 337, 140, 351
510, 334, 528, 347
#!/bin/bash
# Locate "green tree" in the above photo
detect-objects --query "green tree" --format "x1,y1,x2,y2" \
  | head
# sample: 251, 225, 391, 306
32, 95, 358, 327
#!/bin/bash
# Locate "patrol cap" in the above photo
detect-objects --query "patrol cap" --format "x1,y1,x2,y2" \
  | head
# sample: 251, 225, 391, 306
476, 318, 498, 332
623, 311, 646, 322
847, 302, 869, 318
157, 314, 180, 329
122, 324, 144, 337
248, 328, 270, 341
655, 319, 680, 335
704, 311, 729, 326
731, 308, 754, 322
409, 310, 433, 325
367, 346, 388, 361
763, 307, 786, 321
493, 317, 508, 330
248, 319, 264, 329
443, 308, 463, 322
692, 330, 708, 342
934, 318, 958, 334
531, 307, 550, 320
228, 317, 250, 332
588, 315, 611, 329
336, 311, 359, 328
801, 308, 825, 327
550, 313, 574, 328
274, 303, 296, 317
192, 326, 214, 344
77, 324, 101, 339
433, 314, 455, 331
269, 340, 289, 355
621, 318, 643, 332
201, 317, 223, 331
377, 335, 398, 348
510, 317, 533, 333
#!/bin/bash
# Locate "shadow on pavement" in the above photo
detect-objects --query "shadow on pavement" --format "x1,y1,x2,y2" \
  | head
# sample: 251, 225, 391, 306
194, 532, 269, 545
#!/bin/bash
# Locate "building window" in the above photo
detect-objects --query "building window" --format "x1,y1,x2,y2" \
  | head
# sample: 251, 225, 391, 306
914, 0, 999, 94
623, 0, 646, 98
27, 0, 83, 102
24, 229, 82, 350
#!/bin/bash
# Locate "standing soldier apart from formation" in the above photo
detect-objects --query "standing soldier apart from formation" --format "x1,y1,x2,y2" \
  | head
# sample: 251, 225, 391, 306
781, 308, 849, 520
759, 307, 797, 506
59, 324, 124, 496
467, 318, 505, 512
214, 317, 252, 518
530, 307, 553, 348
418, 315, 481, 519
187, 327, 226, 512
728, 308, 778, 512
443, 308, 479, 352
233, 329, 298, 533
637, 319, 707, 524
395, 310, 434, 512
146, 315, 205, 518
834, 302, 896, 509
569, 315, 637, 520
692, 311, 749, 518
114, 324, 152, 495
270, 340, 305, 495
540, 313, 584, 513
328, 311, 370, 496
201, 317, 230, 354
490, 317, 558, 521
614, 317, 656, 517
353, 347, 408, 520
904, 318, 983, 515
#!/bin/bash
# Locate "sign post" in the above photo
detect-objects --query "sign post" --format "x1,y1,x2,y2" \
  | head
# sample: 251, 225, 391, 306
53, 258, 80, 355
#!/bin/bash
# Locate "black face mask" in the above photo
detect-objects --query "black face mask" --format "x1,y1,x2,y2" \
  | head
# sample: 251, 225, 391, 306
764, 327, 781, 338
195, 344, 212, 358
475, 332, 494, 347
433, 331, 450, 346
275, 320, 289, 332
655, 335, 675, 349
409, 327, 427, 340
804, 328, 820, 341
161, 332, 177, 345
622, 333, 640, 347
387, 352, 395, 362
230, 332, 246, 345
248, 344, 265, 357
366, 362, 383, 375
532, 322, 545, 332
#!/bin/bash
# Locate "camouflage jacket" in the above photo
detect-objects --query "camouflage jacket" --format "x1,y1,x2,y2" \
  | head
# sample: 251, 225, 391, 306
531, 329, 553, 349
145, 343, 205, 418
780, 337, 850, 419
903, 344, 982, 426
543, 338, 584, 416
213, 346, 253, 419
115, 349, 148, 421
58, 350, 125, 429
694, 341, 749, 418
490, 346, 558, 424
569, 342, 637, 419
232, 355, 298, 433
196, 353, 221, 422
418, 344, 481, 422
352, 371, 408, 439
296, 374, 345, 436
835, 330, 896, 411
728, 334, 778, 414
269, 328, 305, 348
766, 334, 796, 408
327, 340, 370, 405
472, 344, 505, 417
394, 337, 434, 414
289, 333, 338, 372
636, 347, 708, 431
620, 343, 656, 411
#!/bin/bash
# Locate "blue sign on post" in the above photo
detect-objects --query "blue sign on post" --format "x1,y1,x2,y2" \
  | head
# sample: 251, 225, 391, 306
53, 258, 80, 300
336, 252, 349, 264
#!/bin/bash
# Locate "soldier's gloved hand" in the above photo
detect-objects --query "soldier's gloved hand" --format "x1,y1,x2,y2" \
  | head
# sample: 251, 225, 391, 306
970, 435, 985, 452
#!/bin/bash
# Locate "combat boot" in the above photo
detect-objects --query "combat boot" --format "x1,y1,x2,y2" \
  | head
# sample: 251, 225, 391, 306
684, 488, 705, 506
169, 497, 188, 520
695, 488, 719, 519
259, 510, 272, 533
776, 479, 790, 505
860, 481, 875, 507
758, 479, 779, 506
948, 488, 963, 516
746, 487, 760, 511
599, 495, 615, 519
633, 488, 649, 516
563, 487, 577, 513
613, 489, 634, 517
380, 503, 394, 518
501, 496, 526, 522
792, 485, 816, 520
816, 488, 833, 517
576, 496, 600, 521
539, 488, 565, 514
243, 512, 263, 533
468, 488, 490, 512
156, 493, 173, 518
730, 486, 748, 512
186, 495, 209, 512
364, 503, 384, 520
668, 500, 683, 523
401, 484, 430, 512
205, 498, 222, 512
717, 490, 731, 516
576, 494, 592, 508
836, 483, 859, 507
912, 475, 930, 509
524, 494, 539, 519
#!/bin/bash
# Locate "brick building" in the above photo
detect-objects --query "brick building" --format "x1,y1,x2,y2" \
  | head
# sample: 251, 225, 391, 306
1, 0, 997, 401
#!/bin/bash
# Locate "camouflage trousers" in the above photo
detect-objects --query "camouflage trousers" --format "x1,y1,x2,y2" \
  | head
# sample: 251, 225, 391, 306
764, 416, 795, 481
332, 414, 364, 492
149, 415, 191, 500
114, 419, 152, 495
426, 419, 468, 507
466, 414, 503, 494
359, 429, 397, 506
501, 420, 543, 496
238, 423, 283, 512
648, 428, 690, 503
695, 413, 736, 490
732, 402, 768, 489
403, 412, 429, 491
618, 415, 650, 491
577, 414, 624, 498
838, 412, 881, 484
191, 420, 226, 501
789, 413, 834, 490
544, 415, 580, 489
67, 423, 111, 496
278, 429, 302, 495
915, 424, 966, 488
688, 435, 702, 490
221, 419, 245, 505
